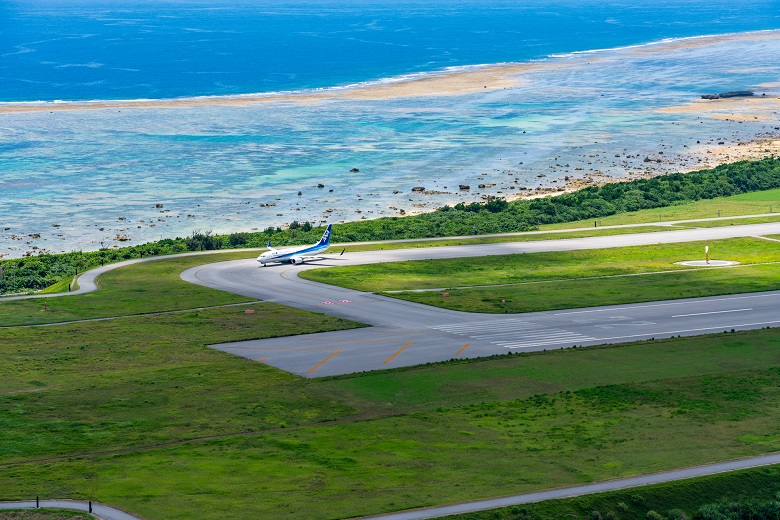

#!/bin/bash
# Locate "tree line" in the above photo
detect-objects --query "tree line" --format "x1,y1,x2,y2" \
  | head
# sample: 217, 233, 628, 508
2, 157, 779, 294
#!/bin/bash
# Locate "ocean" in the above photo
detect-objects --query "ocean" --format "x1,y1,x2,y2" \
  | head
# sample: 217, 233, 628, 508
1, 0, 780, 257
2, 0, 779, 102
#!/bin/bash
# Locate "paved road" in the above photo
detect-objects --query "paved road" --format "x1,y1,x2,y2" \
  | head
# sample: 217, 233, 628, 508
4, 215, 778, 303
0, 249, 263, 302
180, 222, 780, 377
0, 499, 141, 519
358, 452, 780, 519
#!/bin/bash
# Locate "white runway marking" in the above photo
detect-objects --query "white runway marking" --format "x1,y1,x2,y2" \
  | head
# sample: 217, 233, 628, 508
671, 308, 752, 318
551, 292, 780, 315
494, 329, 597, 349
431, 320, 596, 349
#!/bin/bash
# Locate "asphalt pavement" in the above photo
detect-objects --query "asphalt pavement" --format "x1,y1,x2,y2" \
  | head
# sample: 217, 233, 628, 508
3, 221, 780, 520
0, 499, 141, 519
180, 222, 780, 377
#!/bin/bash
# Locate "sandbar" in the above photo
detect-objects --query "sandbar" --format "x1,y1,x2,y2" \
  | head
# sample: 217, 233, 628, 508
1, 30, 777, 114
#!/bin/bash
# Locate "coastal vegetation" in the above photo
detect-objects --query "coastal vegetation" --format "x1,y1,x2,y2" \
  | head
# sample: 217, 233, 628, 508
302, 237, 780, 313
3, 158, 780, 295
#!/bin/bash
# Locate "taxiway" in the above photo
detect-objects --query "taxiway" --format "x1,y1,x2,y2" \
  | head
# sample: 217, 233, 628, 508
181, 222, 780, 376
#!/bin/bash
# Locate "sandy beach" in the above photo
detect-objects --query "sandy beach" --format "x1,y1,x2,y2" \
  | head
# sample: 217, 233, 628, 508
1, 30, 778, 115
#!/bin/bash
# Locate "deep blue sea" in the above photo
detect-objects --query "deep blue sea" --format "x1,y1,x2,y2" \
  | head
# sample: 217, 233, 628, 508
2, 0, 780, 102
2, 1, 780, 257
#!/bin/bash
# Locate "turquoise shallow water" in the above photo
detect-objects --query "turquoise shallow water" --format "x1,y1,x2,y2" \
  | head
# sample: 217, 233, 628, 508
1, 2, 780, 256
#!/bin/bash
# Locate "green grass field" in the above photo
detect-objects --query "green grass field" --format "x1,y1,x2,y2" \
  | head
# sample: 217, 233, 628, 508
302, 237, 780, 313
0, 305, 363, 463
336, 226, 671, 252
4, 323, 780, 518
393, 262, 780, 313
0, 252, 263, 327
541, 187, 780, 230
446, 464, 780, 519
3, 220, 780, 518
0, 511, 91, 519
4, 355, 780, 518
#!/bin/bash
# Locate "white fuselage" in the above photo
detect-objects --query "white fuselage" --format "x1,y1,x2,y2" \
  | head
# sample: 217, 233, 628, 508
257, 242, 328, 265
257, 224, 332, 266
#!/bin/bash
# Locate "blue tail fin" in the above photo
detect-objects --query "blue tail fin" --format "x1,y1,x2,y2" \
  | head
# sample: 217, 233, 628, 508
317, 224, 332, 247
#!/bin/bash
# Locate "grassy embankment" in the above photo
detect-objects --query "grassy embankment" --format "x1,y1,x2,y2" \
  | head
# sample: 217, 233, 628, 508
302, 237, 780, 313
445, 465, 780, 519
0, 511, 91, 519
1, 197, 780, 516
5, 285, 780, 520
274, 187, 780, 252
0, 251, 263, 327
542, 187, 780, 230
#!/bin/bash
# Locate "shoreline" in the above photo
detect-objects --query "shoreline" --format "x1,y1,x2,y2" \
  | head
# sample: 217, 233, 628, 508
2, 149, 777, 261
3, 28, 780, 258
1, 30, 779, 113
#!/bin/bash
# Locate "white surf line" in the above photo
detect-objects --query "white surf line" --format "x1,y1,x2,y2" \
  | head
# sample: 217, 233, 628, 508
385, 261, 780, 294
671, 308, 752, 318
0, 301, 260, 329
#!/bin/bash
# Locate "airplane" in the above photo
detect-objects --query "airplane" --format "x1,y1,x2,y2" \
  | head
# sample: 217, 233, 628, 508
256, 224, 343, 266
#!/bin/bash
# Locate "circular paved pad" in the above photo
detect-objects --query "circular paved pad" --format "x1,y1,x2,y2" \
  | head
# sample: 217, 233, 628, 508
675, 260, 740, 266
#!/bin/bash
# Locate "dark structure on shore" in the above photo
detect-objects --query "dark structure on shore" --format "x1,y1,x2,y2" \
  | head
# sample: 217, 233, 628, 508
701, 90, 754, 100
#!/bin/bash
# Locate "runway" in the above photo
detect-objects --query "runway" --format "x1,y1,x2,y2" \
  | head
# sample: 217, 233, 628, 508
180, 222, 780, 377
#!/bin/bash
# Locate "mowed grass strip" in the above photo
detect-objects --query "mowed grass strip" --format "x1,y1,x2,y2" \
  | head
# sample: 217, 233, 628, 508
670, 214, 780, 228
541, 187, 780, 230
313, 328, 780, 412
6, 363, 780, 519
0, 251, 260, 327
337, 225, 670, 252
445, 465, 780, 519
394, 261, 780, 313
0, 305, 364, 463
0, 511, 92, 519
304, 238, 780, 292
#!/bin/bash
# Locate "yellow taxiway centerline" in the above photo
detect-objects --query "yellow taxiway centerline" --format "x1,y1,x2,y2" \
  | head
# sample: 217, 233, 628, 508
384, 341, 414, 365
456, 343, 471, 356
307, 349, 342, 374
